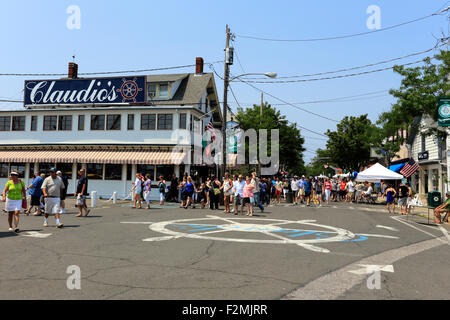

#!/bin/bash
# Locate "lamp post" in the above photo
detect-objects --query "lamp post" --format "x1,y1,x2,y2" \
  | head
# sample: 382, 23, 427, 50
221, 71, 277, 177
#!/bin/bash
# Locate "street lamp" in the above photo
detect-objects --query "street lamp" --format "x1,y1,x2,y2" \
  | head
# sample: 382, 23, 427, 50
222, 72, 277, 178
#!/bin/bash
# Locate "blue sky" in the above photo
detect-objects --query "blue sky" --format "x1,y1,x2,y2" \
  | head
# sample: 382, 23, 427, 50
1, 0, 448, 163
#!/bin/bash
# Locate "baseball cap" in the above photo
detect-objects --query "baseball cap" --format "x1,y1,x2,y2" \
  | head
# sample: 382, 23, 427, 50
49, 168, 57, 172
56, 171, 62, 175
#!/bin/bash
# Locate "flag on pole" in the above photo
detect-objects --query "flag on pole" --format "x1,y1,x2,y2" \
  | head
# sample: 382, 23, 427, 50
206, 118, 216, 141
400, 158, 420, 178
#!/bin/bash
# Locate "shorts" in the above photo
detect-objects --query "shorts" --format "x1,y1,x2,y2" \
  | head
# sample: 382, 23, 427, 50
44, 197, 61, 214
398, 197, 407, 206
299, 189, 305, 196
159, 193, 165, 202
275, 190, 282, 196
5, 198, 22, 212
186, 190, 194, 198
31, 196, 41, 206
348, 192, 354, 197
243, 197, 251, 205
305, 191, 311, 197
234, 194, 242, 206
316, 191, 322, 195
135, 188, 142, 195
60, 191, 67, 201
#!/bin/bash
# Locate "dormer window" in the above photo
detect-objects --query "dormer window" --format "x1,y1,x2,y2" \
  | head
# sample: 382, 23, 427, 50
159, 84, 168, 98
147, 83, 170, 100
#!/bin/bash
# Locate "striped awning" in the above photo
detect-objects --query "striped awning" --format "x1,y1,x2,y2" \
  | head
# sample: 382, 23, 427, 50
0, 150, 186, 165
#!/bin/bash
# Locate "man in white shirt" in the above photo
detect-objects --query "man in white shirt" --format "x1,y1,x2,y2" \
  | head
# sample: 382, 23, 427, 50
347, 179, 355, 203
291, 176, 299, 205
232, 175, 245, 215
41, 168, 65, 228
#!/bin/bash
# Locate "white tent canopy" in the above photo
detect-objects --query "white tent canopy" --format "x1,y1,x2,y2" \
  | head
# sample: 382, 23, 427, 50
356, 163, 404, 182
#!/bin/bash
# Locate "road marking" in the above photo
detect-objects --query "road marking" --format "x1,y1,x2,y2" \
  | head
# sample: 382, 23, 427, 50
390, 216, 447, 244
376, 225, 399, 232
20, 231, 52, 238
121, 217, 400, 254
438, 225, 450, 245
357, 233, 399, 239
120, 221, 154, 224
348, 264, 394, 275
283, 235, 446, 300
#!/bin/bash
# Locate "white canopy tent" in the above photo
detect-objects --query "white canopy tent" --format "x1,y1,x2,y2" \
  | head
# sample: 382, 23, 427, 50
355, 163, 404, 182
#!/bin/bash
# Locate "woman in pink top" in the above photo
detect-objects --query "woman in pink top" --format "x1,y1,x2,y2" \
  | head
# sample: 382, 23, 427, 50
243, 176, 255, 216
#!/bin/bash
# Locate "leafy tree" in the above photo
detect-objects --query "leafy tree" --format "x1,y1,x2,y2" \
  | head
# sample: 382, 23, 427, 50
324, 115, 378, 171
378, 49, 450, 139
305, 149, 335, 177
235, 102, 305, 175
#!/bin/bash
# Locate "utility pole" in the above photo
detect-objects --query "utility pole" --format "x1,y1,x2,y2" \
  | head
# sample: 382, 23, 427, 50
258, 92, 263, 175
222, 25, 232, 178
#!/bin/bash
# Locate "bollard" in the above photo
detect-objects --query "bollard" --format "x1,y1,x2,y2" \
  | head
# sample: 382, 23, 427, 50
112, 191, 117, 204
91, 191, 97, 208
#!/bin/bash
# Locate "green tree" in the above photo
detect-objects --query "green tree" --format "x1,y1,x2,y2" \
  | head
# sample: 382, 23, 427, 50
305, 149, 335, 177
235, 102, 305, 175
324, 115, 378, 171
378, 49, 450, 139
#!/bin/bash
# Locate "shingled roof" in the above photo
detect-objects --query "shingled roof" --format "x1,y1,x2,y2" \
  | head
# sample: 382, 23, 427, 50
148, 72, 214, 106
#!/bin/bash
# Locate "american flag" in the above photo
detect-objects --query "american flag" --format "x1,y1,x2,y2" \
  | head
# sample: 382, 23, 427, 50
400, 158, 420, 178
206, 118, 216, 141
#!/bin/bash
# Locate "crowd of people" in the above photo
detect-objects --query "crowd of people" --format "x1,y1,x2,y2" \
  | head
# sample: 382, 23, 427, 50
4, 168, 447, 232
128, 172, 420, 217
1, 168, 90, 233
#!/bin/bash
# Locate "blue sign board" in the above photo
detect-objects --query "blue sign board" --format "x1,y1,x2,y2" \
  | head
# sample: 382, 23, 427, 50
24, 76, 146, 106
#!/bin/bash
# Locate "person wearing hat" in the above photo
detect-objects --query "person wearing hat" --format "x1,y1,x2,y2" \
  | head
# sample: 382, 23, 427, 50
1, 171, 26, 232
41, 168, 65, 228
434, 191, 450, 224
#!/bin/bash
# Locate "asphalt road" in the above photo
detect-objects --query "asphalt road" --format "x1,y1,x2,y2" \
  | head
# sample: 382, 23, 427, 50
0, 200, 449, 300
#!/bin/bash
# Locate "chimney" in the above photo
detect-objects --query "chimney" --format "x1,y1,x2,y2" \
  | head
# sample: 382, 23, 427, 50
68, 62, 78, 79
195, 57, 204, 75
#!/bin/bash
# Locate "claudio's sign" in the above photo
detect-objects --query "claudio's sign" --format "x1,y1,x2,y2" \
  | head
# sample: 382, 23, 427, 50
24, 76, 146, 106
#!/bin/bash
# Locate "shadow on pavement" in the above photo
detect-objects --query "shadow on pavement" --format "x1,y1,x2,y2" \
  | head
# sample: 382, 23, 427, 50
0, 232, 18, 238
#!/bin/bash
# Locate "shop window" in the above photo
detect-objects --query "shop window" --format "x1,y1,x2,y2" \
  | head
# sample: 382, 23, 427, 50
156, 165, 173, 181
58, 115, 72, 131
0, 116, 11, 131
39, 163, 55, 177
137, 164, 155, 181
0, 163, 8, 178
105, 164, 122, 180
9, 163, 26, 177
107, 115, 121, 130
43, 116, 57, 131
126, 164, 132, 180
91, 115, 105, 130
141, 114, 156, 130
31, 116, 37, 131
87, 163, 103, 180
157, 114, 173, 130
78, 115, 85, 131
55, 163, 73, 179
12, 116, 25, 131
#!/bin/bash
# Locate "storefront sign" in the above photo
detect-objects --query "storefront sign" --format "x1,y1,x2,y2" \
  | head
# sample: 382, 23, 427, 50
24, 76, 146, 106
438, 97, 450, 126
418, 151, 429, 161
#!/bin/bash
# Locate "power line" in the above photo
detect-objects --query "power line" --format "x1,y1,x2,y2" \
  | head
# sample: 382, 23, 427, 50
0, 61, 224, 77
232, 59, 433, 84
210, 65, 339, 126
235, 7, 450, 42
240, 45, 441, 80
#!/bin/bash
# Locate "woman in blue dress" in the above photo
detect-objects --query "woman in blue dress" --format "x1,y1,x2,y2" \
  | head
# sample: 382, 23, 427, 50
383, 184, 397, 214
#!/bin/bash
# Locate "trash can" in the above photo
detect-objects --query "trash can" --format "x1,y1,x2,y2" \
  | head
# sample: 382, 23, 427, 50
427, 191, 442, 208
286, 191, 293, 203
